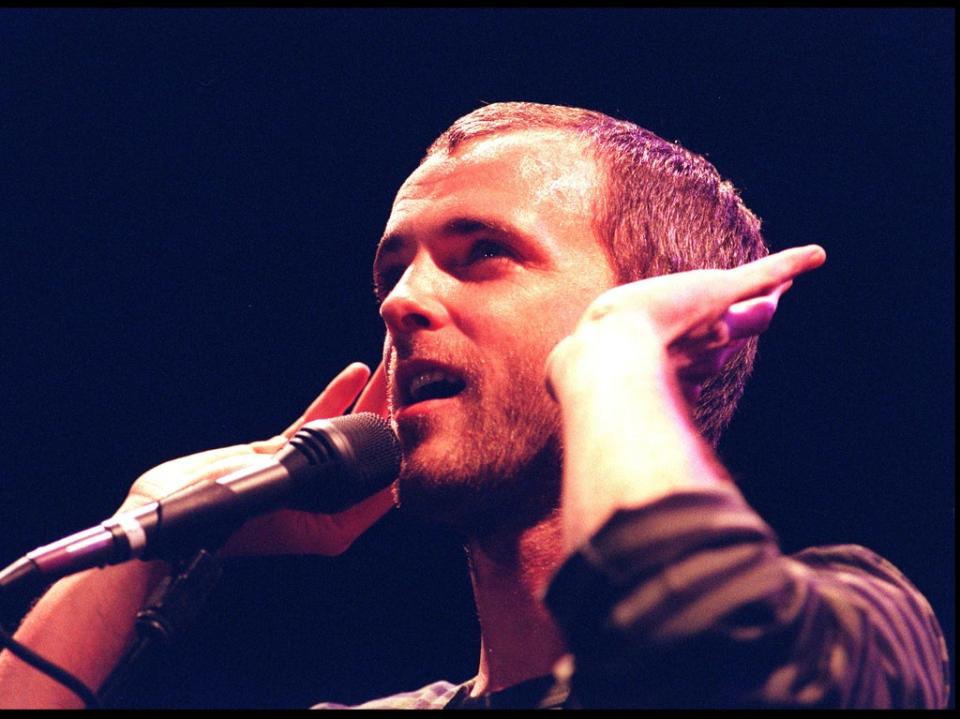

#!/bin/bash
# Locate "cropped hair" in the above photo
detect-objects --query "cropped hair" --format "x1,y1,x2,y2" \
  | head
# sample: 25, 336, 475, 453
425, 102, 769, 445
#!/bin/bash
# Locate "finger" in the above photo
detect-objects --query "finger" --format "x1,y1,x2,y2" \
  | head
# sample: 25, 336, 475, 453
353, 361, 389, 418
716, 337, 748, 367
190, 453, 275, 483
125, 451, 272, 509
281, 362, 371, 438
249, 434, 288, 454
676, 336, 748, 384
727, 245, 825, 305
724, 280, 792, 339
146, 444, 260, 477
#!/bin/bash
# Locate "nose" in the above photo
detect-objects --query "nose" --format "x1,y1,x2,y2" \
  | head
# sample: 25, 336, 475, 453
379, 257, 452, 336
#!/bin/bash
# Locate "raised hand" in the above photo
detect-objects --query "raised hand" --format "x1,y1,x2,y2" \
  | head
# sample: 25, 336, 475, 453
545, 246, 827, 551
547, 245, 827, 404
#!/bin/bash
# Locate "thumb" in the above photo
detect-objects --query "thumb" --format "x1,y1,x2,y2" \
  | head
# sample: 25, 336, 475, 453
353, 361, 389, 418
249, 363, 372, 455
281, 362, 371, 438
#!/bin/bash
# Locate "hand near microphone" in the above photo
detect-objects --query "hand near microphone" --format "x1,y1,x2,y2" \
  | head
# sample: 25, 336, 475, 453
227, 361, 397, 556
115, 361, 396, 558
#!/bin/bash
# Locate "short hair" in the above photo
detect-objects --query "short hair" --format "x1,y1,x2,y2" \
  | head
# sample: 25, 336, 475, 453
424, 102, 768, 445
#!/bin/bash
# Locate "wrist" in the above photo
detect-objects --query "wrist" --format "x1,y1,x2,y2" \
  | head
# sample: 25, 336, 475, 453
549, 318, 726, 553
0, 558, 171, 708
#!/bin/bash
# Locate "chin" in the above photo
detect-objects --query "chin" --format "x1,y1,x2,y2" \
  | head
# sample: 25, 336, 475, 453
391, 367, 565, 537
395, 430, 564, 540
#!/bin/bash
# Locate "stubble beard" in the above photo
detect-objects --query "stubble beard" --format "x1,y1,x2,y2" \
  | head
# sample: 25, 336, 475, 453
393, 355, 564, 541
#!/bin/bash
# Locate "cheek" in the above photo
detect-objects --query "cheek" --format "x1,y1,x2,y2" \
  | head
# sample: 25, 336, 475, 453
529, 278, 610, 342
455, 270, 613, 367
498, 294, 594, 377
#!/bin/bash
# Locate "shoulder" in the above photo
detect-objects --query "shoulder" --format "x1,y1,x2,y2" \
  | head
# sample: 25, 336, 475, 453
789, 543, 950, 708
790, 543, 936, 597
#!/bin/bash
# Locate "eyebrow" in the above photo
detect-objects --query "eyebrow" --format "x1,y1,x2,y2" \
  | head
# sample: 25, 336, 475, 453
374, 216, 523, 261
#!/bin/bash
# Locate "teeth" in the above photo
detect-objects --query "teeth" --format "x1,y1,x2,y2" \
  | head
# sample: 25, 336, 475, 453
409, 369, 460, 402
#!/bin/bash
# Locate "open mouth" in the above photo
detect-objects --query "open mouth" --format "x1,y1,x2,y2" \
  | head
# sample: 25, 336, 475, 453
401, 366, 467, 407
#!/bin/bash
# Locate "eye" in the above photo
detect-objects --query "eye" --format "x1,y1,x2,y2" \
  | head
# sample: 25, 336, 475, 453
466, 240, 511, 264
373, 265, 405, 302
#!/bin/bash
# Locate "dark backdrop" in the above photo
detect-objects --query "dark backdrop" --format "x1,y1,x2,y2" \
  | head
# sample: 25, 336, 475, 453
0, 8, 953, 708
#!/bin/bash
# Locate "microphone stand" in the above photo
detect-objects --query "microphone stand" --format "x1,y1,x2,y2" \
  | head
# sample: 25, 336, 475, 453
97, 549, 222, 707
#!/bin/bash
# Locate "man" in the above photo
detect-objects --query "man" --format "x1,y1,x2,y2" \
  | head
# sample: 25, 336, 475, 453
0, 103, 949, 708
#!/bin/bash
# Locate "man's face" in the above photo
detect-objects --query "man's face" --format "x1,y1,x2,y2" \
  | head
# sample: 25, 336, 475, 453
373, 130, 616, 535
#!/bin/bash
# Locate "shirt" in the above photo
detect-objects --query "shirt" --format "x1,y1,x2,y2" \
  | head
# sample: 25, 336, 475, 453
314, 487, 950, 709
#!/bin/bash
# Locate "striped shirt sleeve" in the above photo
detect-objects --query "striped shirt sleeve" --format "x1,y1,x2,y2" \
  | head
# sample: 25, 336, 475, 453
544, 486, 950, 708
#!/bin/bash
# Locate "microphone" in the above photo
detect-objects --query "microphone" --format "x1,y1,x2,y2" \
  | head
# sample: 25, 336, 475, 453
0, 412, 401, 593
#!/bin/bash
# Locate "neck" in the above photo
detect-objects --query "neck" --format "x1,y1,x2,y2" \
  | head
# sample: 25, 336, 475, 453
466, 510, 568, 697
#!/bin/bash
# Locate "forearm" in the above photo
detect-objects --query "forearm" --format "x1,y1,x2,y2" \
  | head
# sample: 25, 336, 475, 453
550, 319, 729, 553
0, 559, 168, 708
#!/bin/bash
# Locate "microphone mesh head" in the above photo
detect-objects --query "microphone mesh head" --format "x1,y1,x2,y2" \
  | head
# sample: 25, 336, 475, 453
326, 412, 401, 491
289, 412, 401, 513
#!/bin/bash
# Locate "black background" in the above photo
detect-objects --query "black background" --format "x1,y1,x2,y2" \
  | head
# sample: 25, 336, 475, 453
0, 8, 953, 708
